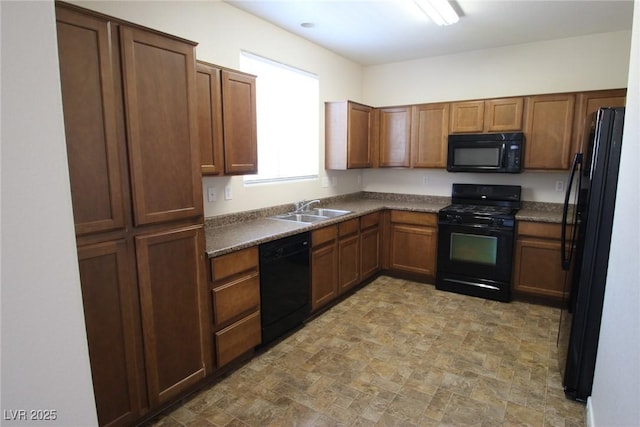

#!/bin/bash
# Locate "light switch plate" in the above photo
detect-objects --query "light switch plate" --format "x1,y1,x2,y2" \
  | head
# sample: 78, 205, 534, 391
224, 185, 233, 200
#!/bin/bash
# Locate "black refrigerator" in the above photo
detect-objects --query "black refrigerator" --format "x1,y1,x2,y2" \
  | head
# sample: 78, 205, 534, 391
557, 107, 625, 402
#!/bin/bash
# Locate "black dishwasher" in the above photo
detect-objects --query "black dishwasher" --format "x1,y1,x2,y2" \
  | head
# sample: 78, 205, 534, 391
259, 232, 310, 345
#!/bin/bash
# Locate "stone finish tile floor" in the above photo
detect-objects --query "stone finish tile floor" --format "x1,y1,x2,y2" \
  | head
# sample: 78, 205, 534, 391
149, 276, 585, 427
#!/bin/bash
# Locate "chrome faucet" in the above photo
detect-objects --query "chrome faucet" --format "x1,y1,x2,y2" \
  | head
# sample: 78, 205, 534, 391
294, 199, 320, 213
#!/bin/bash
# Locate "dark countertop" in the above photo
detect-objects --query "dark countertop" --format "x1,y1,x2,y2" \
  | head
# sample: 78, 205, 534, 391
204, 193, 565, 258
204, 197, 447, 258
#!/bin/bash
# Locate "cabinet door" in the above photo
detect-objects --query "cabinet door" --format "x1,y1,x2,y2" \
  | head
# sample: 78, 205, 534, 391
56, 7, 125, 236
135, 226, 210, 406
513, 237, 567, 300
523, 94, 575, 170
221, 70, 258, 174
338, 233, 360, 294
311, 242, 339, 312
389, 223, 437, 276
120, 27, 203, 225
77, 240, 143, 427
348, 102, 374, 168
196, 62, 224, 175
360, 225, 381, 280
379, 106, 411, 167
450, 100, 484, 133
573, 89, 626, 154
411, 103, 449, 168
484, 97, 524, 132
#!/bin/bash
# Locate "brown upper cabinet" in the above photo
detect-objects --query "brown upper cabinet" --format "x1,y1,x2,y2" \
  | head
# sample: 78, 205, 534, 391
325, 101, 374, 169
450, 97, 523, 133
449, 100, 485, 133
378, 106, 412, 167
197, 61, 257, 175
523, 93, 576, 170
573, 89, 627, 154
484, 97, 524, 132
410, 103, 450, 168
121, 27, 203, 226
57, 5, 126, 236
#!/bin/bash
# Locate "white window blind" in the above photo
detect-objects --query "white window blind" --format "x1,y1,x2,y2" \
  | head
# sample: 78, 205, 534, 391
240, 52, 319, 184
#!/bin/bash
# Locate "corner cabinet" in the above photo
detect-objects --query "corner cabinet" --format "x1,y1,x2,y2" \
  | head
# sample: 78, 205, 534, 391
56, 4, 210, 426
197, 61, 257, 175
325, 101, 375, 169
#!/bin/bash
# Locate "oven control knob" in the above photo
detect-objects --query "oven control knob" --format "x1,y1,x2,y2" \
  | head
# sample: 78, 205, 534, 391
455, 215, 463, 223
490, 218, 504, 227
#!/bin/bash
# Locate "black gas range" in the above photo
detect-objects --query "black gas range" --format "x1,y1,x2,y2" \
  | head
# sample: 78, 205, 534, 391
436, 184, 521, 302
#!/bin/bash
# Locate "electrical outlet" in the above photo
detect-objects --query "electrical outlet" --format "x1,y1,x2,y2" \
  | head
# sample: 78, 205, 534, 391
224, 185, 233, 200
207, 187, 216, 202
555, 181, 564, 192
422, 175, 429, 185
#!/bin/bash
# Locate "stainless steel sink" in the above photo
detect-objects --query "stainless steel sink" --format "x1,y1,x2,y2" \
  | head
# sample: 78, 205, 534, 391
304, 208, 352, 218
270, 208, 352, 223
271, 213, 328, 223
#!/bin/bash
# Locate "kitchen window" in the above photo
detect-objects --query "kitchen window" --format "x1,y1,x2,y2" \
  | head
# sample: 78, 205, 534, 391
240, 52, 319, 184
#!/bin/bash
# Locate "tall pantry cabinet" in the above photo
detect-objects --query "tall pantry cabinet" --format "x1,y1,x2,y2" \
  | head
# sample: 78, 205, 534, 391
56, 3, 211, 427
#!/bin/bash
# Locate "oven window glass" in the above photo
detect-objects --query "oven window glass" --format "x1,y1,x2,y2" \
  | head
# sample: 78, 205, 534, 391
454, 147, 500, 166
450, 233, 497, 265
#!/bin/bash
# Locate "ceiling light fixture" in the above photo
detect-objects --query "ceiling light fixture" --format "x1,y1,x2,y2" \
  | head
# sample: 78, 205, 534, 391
413, 0, 459, 26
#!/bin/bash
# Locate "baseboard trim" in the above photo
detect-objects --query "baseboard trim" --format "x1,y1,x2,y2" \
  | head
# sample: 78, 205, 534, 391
586, 397, 595, 427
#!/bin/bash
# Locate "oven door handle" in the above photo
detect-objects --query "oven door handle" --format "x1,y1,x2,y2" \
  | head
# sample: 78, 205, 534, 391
442, 278, 501, 291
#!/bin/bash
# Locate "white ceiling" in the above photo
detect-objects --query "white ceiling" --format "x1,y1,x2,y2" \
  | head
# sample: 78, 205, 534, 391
225, 0, 634, 66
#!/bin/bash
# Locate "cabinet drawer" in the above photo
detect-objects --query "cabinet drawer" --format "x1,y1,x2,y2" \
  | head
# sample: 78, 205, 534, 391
518, 221, 563, 239
338, 218, 360, 237
390, 210, 437, 227
211, 246, 258, 281
360, 212, 380, 230
214, 311, 261, 367
312, 225, 337, 247
211, 273, 259, 326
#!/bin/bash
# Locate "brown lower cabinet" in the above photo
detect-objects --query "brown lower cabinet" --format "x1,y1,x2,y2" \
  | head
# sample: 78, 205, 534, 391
338, 218, 361, 294
311, 225, 339, 312
387, 210, 438, 278
77, 226, 210, 427
360, 212, 381, 280
210, 247, 262, 367
512, 221, 570, 301
77, 241, 144, 427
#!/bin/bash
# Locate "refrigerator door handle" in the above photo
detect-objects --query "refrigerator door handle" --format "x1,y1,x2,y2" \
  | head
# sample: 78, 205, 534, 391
561, 153, 582, 271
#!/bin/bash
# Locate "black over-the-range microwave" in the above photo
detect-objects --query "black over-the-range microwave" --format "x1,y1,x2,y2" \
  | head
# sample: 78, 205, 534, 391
447, 132, 524, 173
